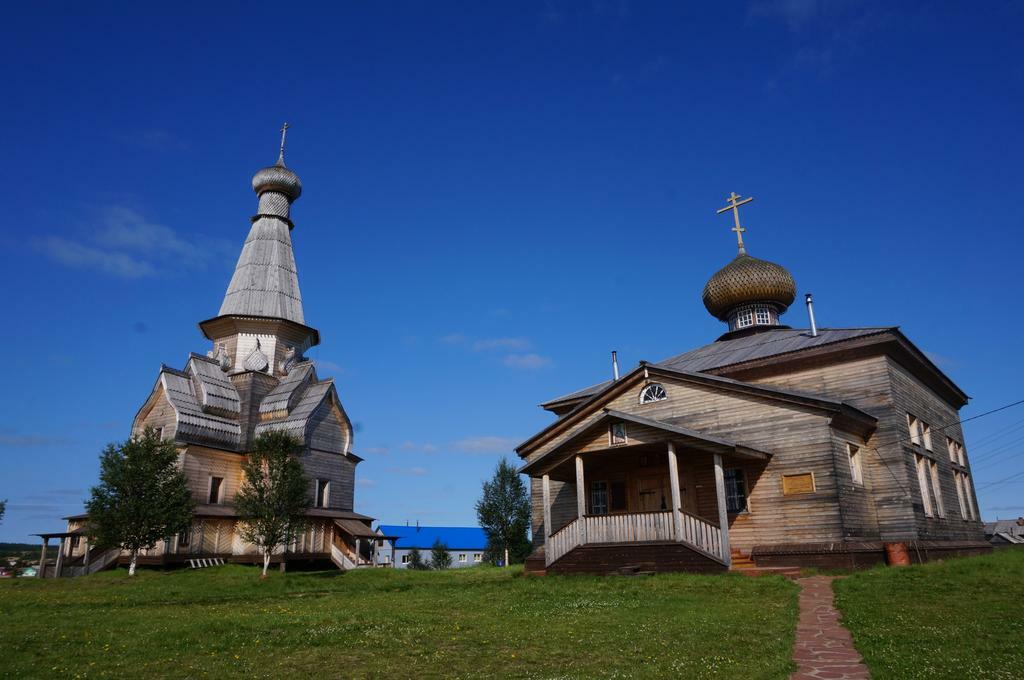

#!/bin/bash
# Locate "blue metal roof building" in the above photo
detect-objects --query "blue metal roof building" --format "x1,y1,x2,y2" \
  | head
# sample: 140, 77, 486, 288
376, 525, 489, 568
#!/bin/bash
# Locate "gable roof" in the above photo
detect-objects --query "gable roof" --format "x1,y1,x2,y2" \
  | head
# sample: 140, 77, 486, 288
518, 362, 876, 456
541, 327, 892, 409
520, 408, 772, 476
377, 525, 488, 550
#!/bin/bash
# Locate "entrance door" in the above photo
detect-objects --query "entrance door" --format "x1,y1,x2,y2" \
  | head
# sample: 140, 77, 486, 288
636, 475, 668, 512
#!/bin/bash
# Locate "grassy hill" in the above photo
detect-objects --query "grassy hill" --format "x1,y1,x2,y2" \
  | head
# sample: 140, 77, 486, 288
835, 549, 1024, 679
0, 564, 798, 678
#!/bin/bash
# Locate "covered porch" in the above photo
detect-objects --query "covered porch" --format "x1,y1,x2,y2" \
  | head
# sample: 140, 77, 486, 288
523, 409, 771, 570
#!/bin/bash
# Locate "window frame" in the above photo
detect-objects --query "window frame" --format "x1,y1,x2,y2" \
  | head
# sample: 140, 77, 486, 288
315, 478, 330, 508
929, 459, 945, 518
178, 526, 192, 547
907, 414, 921, 445
609, 422, 627, 446
458, 553, 467, 563
590, 480, 609, 515
208, 476, 224, 505
724, 468, 748, 514
638, 383, 668, 405
848, 444, 863, 485
915, 454, 933, 517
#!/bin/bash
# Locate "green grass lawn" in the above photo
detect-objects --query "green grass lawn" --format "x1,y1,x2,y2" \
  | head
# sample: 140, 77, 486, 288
0, 565, 798, 679
834, 548, 1024, 679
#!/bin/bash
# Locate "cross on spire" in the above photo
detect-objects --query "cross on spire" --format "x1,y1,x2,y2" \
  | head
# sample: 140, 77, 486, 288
277, 122, 290, 165
716, 191, 753, 254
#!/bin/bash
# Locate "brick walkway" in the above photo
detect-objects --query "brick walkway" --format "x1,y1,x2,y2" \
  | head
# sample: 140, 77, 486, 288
791, 576, 870, 680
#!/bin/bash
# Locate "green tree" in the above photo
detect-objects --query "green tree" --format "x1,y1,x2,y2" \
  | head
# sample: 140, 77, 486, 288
234, 430, 311, 577
407, 547, 428, 570
86, 428, 195, 576
475, 458, 530, 566
430, 539, 452, 570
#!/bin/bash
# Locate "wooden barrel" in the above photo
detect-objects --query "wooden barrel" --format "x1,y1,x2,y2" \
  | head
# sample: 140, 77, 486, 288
884, 542, 911, 566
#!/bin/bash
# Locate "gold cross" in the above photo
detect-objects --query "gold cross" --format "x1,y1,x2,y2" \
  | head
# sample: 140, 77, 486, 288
278, 122, 290, 164
717, 191, 753, 254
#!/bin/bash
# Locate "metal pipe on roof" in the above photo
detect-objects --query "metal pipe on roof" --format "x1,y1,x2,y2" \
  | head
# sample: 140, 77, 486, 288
805, 293, 818, 337
612, 351, 620, 380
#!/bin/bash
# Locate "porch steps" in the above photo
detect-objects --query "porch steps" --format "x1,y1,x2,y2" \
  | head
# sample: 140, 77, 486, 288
729, 549, 801, 579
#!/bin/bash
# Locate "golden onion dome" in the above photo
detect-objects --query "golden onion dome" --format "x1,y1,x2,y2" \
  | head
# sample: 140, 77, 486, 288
702, 253, 796, 321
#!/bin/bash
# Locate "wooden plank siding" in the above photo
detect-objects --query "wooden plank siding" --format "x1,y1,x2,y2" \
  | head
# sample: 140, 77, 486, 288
182, 446, 245, 505
526, 375, 850, 553
733, 353, 984, 542
132, 385, 178, 439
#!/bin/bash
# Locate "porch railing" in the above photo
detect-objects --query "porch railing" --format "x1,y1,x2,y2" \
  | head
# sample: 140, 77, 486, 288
585, 510, 674, 544
546, 509, 725, 567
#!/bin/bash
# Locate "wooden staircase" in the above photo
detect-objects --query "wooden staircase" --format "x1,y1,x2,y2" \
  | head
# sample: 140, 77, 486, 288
729, 549, 801, 579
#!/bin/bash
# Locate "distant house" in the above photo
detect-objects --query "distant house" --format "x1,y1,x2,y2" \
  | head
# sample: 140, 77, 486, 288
376, 525, 488, 568
984, 518, 1024, 547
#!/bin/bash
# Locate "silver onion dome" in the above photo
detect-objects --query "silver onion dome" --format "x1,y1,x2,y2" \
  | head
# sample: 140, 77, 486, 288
252, 162, 302, 201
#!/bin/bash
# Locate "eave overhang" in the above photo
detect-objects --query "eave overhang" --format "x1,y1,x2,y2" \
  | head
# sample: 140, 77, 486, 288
516, 363, 876, 458
519, 408, 772, 478
198, 314, 320, 350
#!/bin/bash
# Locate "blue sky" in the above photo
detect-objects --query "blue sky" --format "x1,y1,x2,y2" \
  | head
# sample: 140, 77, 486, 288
2, 1, 1023, 541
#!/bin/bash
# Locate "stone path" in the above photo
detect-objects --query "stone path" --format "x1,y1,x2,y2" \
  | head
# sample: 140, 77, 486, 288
791, 576, 870, 680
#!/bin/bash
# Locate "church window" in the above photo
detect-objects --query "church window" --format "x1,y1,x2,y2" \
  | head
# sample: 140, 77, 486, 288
735, 308, 755, 329
754, 306, 772, 325
921, 422, 933, 450
610, 422, 627, 446
590, 481, 609, 515
961, 473, 976, 520
907, 414, 921, 445
208, 476, 224, 505
639, 383, 668, 404
316, 479, 330, 508
178, 527, 191, 547
929, 460, 945, 518
915, 454, 933, 517
724, 469, 747, 513
848, 444, 863, 485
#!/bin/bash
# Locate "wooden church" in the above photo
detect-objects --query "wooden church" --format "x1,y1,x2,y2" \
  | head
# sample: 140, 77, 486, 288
42, 130, 384, 575
520, 194, 989, 575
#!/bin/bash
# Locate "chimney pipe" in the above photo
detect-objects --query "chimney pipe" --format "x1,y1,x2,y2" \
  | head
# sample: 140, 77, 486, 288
805, 293, 818, 337
612, 351, 620, 380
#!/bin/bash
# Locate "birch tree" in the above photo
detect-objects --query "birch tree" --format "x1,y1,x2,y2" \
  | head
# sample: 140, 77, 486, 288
475, 458, 530, 567
86, 428, 194, 576
235, 431, 311, 577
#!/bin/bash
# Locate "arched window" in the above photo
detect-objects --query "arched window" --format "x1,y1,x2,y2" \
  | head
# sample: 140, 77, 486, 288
639, 383, 667, 404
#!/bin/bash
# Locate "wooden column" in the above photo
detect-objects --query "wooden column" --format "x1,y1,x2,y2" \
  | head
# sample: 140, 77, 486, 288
83, 538, 91, 570
713, 453, 732, 566
355, 538, 362, 565
575, 455, 587, 543
667, 442, 684, 542
542, 474, 552, 556
38, 538, 49, 578
391, 539, 396, 568
54, 537, 66, 578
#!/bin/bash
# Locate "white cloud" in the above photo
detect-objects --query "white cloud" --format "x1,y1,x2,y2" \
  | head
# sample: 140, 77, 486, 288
473, 337, 531, 352
357, 478, 377, 488
421, 443, 439, 454
400, 441, 438, 454
387, 466, 428, 477
504, 353, 553, 370
38, 236, 156, 279
440, 333, 467, 345
38, 206, 232, 279
364, 446, 389, 456
453, 436, 519, 455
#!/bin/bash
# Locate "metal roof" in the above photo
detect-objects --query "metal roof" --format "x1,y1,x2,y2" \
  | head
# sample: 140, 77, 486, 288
541, 327, 894, 407
377, 525, 488, 550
